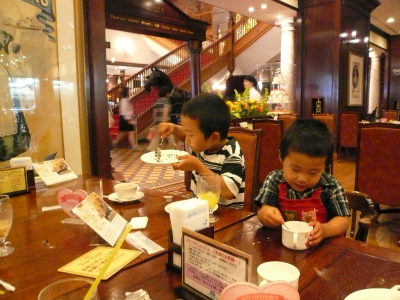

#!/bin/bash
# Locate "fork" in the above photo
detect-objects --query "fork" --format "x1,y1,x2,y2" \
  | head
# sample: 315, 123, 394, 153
155, 137, 164, 161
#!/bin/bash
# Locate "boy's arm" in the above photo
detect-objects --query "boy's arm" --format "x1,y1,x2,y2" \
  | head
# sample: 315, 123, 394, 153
308, 215, 349, 246
157, 123, 186, 142
257, 204, 284, 227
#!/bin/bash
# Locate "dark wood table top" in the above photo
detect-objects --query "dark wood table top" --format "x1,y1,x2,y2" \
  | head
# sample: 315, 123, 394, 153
98, 216, 400, 300
1, 176, 254, 299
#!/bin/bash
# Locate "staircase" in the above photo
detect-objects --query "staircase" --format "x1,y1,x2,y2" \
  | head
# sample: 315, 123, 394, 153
108, 16, 275, 139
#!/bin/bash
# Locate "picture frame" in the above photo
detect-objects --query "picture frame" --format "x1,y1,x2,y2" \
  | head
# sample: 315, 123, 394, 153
347, 52, 364, 106
0, 166, 29, 196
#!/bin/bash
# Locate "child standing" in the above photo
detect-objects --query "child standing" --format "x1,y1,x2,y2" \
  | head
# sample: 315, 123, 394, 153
157, 93, 245, 208
255, 118, 350, 246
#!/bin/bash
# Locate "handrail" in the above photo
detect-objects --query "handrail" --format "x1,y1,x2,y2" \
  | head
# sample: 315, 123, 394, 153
107, 16, 264, 119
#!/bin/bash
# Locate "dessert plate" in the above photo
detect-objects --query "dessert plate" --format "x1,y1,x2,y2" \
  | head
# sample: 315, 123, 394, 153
106, 191, 144, 203
140, 150, 189, 165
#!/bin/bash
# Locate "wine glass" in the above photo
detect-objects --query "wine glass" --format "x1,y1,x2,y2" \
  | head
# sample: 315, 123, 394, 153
197, 173, 221, 224
0, 195, 14, 257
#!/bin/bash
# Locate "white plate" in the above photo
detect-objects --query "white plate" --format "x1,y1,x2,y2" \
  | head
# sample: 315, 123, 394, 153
140, 150, 189, 165
165, 202, 218, 213
345, 288, 400, 300
107, 191, 144, 203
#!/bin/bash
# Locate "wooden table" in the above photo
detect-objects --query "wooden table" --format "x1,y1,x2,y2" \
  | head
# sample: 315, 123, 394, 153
98, 217, 400, 300
1, 176, 254, 299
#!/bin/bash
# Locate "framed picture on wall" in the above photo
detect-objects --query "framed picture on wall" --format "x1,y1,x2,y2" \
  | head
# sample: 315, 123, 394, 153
347, 52, 364, 106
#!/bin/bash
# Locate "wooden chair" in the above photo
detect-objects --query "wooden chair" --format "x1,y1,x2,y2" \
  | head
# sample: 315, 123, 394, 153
345, 190, 375, 242
312, 113, 336, 135
355, 123, 400, 244
338, 112, 358, 162
228, 127, 262, 212
312, 113, 336, 174
278, 113, 298, 132
253, 118, 283, 187
381, 110, 398, 121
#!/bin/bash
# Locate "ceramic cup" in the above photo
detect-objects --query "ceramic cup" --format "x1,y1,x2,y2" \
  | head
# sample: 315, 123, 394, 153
114, 182, 137, 199
257, 261, 300, 289
344, 285, 400, 300
38, 277, 99, 300
282, 221, 313, 250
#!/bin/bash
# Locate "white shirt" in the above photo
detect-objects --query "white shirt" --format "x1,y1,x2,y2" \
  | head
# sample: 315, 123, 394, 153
249, 87, 262, 101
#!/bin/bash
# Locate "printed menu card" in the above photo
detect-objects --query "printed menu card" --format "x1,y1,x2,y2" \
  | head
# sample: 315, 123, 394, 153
32, 158, 78, 186
73, 192, 127, 246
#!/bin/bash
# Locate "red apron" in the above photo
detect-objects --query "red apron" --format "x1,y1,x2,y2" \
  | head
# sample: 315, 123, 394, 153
278, 183, 328, 223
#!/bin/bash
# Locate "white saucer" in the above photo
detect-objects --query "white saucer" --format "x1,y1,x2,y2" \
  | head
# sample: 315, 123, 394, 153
107, 191, 144, 203
165, 202, 218, 213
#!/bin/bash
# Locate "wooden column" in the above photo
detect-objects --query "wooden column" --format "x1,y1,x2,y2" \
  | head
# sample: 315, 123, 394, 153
188, 40, 202, 96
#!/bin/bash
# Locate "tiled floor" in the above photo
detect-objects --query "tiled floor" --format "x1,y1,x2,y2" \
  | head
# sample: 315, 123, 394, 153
111, 143, 400, 251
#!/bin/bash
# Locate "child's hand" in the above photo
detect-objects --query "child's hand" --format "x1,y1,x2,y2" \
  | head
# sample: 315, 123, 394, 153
257, 205, 284, 227
307, 220, 324, 246
172, 154, 201, 172
157, 123, 174, 137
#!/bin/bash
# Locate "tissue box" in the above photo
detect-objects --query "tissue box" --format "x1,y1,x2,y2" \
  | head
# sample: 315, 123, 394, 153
169, 199, 209, 246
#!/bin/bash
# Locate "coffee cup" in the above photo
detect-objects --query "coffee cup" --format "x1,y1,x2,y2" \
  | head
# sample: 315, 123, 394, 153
114, 182, 137, 199
257, 261, 300, 289
282, 221, 313, 250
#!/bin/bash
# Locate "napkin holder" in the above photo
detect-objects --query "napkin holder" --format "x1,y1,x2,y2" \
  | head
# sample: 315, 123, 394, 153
166, 226, 214, 273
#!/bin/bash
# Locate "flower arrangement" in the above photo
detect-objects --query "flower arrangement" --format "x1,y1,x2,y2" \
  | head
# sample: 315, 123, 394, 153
225, 88, 274, 119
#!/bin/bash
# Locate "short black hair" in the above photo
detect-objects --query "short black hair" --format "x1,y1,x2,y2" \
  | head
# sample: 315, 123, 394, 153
181, 93, 231, 140
243, 75, 258, 88
279, 118, 333, 165
158, 85, 171, 97
120, 86, 129, 98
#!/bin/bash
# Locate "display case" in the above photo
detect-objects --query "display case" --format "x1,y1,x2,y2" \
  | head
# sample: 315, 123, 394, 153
258, 63, 292, 114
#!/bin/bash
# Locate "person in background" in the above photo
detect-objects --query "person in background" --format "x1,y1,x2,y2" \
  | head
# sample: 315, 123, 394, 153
146, 85, 177, 152
157, 93, 245, 209
243, 75, 262, 101
255, 118, 350, 246
112, 86, 136, 150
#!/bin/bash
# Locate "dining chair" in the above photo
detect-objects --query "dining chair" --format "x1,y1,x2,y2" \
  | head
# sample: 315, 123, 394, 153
345, 190, 375, 242
277, 113, 298, 132
380, 110, 398, 121
338, 112, 358, 162
252, 118, 283, 187
228, 127, 262, 212
355, 122, 400, 244
312, 113, 336, 174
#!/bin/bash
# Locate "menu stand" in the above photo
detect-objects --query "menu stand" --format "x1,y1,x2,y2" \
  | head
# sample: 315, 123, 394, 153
166, 225, 214, 274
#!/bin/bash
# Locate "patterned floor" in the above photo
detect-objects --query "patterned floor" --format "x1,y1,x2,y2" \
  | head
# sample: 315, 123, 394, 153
111, 141, 190, 198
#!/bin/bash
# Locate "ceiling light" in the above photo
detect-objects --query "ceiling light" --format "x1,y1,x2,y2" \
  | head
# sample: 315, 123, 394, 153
277, 14, 282, 20
387, 18, 394, 23
248, 7, 254, 12
261, 4, 267, 9
351, 31, 357, 37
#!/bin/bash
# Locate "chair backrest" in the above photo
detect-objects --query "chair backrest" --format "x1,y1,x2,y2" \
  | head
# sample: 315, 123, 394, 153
339, 112, 358, 148
277, 113, 298, 131
228, 127, 262, 212
253, 118, 283, 186
381, 110, 398, 121
312, 113, 336, 135
345, 190, 375, 242
355, 123, 400, 207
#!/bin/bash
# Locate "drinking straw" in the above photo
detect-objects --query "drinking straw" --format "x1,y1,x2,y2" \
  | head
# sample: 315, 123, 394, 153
83, 224, 132, 300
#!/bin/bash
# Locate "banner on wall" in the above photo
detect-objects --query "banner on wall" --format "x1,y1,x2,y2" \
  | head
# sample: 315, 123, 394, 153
0, 0, 63, 164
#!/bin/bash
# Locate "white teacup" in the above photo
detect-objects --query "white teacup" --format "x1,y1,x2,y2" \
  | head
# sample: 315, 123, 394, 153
114, 183, 137, 199
282, 221, 313, 250
257, 261, 300, 289
344, 285, 400, 300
